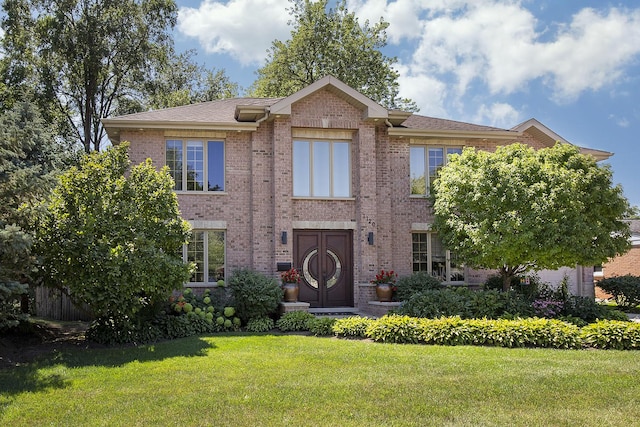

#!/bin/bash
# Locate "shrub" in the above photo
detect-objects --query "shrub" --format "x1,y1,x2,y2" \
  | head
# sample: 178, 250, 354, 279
580, 320, 640, 350
36, 144, 192, 325
276, 311, 315, 332
393, 289, 470, 318
481, 318, 581, 349
561, 296, 617, 323
308, 317, 337, 336
245, 316, 275, 333
332, 316, 374, 338
597, 275, 640, 310
365, 315, 425, 344
360, 315, 582, 349
532, 299, 564, 318
394, 272, 442, 301
466, 289, 512, 319
228, 269, 283, 322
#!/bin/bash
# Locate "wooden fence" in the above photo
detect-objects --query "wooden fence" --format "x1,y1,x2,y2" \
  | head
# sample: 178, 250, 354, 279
34, 286, 92, 321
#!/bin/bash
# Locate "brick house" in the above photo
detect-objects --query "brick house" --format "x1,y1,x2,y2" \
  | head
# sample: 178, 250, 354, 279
595, 220, 640, 300
102, 76, 607, 313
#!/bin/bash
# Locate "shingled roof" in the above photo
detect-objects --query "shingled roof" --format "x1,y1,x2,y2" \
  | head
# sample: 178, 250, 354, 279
100, 77, 612, 160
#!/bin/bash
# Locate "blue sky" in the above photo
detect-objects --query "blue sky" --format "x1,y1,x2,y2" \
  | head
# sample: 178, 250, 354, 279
173, 0, 640, 208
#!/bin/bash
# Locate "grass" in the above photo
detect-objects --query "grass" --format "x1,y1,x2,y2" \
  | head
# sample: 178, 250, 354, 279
1, 333, 639, 426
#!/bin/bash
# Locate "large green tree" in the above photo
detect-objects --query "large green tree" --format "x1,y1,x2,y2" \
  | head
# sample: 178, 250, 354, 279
1, 0, 176, 152
0, 100, 77, 328
35, 143, 192, 323
432, 143, 631, 291
249, 0, 417, 111
128, 48, 240, 113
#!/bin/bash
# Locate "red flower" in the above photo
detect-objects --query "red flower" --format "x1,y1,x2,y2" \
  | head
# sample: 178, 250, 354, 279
371, 269, 397, 284
281, 267, 301, 284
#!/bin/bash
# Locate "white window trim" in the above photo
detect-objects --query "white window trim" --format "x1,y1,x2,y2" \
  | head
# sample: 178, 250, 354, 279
412, 231, 465, 284
183, 229, 226, 287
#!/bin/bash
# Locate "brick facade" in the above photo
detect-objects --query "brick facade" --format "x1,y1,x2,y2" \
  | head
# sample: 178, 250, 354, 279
106, 77, 600, 309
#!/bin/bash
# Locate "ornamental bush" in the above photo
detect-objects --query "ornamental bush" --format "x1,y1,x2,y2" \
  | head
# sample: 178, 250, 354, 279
597, 275, 640, 309
580, 320, 640, 350
331, 316, 374, 338
245, 316, 275, 333
394, 272, 442, 301
308, 316, 336, 336
276, 310, 315, 332
228, 269, 283, 323
363, 315, 582, 349
36, 144, 192, 327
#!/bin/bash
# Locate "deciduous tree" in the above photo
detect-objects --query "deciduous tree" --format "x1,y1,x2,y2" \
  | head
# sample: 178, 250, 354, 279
1, 0, 177, 152
250, 0, 417, 111
35, 143, 192, 323
432, 143, 631, 291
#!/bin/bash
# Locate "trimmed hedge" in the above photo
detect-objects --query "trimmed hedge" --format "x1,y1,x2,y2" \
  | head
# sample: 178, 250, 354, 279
332, 316, 375, 338
580, 320, 640, 350
332, 314, 640, 350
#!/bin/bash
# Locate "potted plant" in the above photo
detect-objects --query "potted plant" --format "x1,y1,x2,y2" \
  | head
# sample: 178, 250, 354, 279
281, 267, 301, 302
371, 269, 397, 302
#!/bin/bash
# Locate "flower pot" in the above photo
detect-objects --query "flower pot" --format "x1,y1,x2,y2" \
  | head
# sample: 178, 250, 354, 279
282, 283, 299, 302
375, 283, 393, 302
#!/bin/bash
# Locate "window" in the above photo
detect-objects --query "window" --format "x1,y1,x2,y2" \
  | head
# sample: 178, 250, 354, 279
410, 146, 462, 195
293, 140, 350, 197
412, 232, 464, 282
184, 230, 225, 284
166, 140, 224, 191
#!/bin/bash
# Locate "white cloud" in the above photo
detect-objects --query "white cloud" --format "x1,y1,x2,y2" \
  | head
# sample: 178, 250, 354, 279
396, 68, 448, 117
474, 103, 521, 128
177, 0, 290, 65
402, 2, 640, 103
609, 114, 630, 128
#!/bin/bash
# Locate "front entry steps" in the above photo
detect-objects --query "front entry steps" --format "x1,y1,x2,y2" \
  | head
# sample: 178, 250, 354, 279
308, 307, 361, 318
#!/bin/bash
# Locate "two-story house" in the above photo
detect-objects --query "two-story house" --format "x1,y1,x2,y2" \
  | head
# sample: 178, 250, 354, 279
102, 76, 609, 314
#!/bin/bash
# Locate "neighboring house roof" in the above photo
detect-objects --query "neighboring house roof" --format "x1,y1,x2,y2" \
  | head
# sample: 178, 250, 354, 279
101, 75, 611, 160
627, 220, 640, 246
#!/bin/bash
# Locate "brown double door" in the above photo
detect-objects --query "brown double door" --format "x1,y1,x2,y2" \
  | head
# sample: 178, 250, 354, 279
293, 230, 353, 308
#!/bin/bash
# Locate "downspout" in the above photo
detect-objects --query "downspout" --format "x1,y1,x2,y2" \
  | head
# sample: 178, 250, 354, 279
385, 119, 393, 128
256, 108, 270, 125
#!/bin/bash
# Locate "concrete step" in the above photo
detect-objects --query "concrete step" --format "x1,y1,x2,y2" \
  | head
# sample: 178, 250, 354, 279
308, 307, 362, 317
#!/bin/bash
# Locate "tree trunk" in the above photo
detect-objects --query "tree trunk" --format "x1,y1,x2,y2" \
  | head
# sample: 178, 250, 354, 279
499, 266, 515, 292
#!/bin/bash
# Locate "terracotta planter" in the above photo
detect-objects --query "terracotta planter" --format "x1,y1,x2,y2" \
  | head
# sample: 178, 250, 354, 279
282, 282, 299, 302
375, 283, 393, 302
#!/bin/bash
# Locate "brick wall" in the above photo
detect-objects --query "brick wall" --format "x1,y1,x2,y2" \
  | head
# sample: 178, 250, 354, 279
119, 87, 578, 305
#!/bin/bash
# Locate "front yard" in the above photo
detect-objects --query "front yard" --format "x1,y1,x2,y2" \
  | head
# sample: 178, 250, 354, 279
1, 333, 639, 426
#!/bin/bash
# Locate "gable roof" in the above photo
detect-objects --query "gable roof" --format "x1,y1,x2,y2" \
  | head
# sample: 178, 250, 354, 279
513, 118, 612, 160
269, 75, 389, 120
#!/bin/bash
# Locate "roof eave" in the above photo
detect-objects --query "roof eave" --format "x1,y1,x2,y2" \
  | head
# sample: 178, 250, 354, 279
388, 128, 521, 140
101, 119, 258, 143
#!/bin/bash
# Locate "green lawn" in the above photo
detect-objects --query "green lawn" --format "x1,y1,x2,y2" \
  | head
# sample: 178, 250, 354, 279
1, 333, 639, 426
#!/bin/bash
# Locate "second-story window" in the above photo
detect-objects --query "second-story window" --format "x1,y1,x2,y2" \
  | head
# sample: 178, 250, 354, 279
293, 140, 351, 197
410, 146, 462, 196
166, 140, 224, 191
